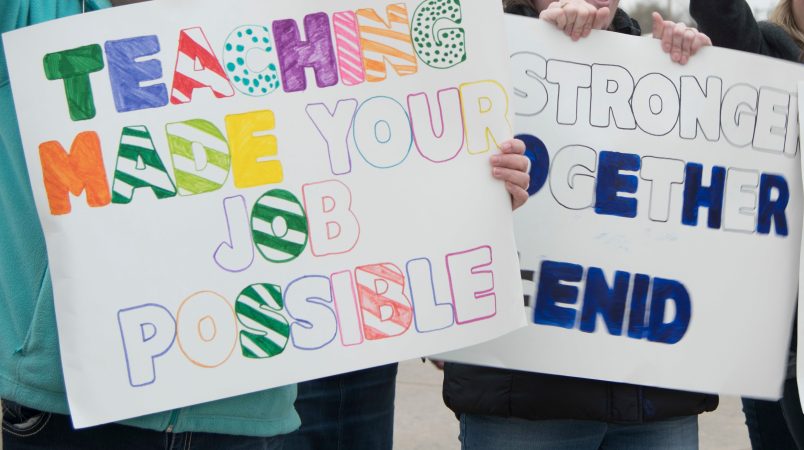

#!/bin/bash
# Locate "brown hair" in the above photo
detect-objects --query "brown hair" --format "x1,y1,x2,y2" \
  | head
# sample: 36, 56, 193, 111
769, 0, 804, 60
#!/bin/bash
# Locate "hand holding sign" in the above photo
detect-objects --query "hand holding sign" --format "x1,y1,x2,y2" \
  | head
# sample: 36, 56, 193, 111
539, 0, 611, 41
651, 12, 712, 65
492, 139, 531, 210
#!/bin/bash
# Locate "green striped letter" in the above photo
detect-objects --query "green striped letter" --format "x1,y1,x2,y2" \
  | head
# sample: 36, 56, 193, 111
166, 119, 231, 195
112, 126, 177, 204
236, 283, 290, 359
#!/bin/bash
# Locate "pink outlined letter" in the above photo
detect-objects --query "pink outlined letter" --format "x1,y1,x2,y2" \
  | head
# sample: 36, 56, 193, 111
446, 246, 497, 324
303, 180, 361, 257
408, 88, 465, 163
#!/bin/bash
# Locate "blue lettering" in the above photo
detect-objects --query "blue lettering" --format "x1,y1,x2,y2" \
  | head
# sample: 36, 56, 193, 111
757, 174, 789, 236
517, 133, 550, 196
579, 267, 629, 335
595, 151, 640, 218
533, 260, 582, 329
682, 163, 725, 229
105, 36, 169, 113
627, 273, 651, 339
647, 278, 691, 344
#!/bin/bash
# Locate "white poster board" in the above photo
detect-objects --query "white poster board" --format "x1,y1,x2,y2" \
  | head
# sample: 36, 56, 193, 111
798, 81, 804, 408
442, 15, 803, 399
2, 0, 525, 427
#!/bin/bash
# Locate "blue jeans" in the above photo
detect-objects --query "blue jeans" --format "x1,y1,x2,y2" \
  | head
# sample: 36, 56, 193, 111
1, 401, 284, 450
742, 377, 804, 449
284, 364, 398, 450
459, 414, 699, 450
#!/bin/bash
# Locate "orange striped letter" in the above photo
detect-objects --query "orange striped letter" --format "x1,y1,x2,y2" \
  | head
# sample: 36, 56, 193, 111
356, 4, 418, 83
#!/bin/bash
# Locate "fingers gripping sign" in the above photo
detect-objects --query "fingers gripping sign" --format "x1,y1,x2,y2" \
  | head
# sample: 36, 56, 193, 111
651, 12, 712, 65
491, 138, 530, 210
539, 0, 610, 41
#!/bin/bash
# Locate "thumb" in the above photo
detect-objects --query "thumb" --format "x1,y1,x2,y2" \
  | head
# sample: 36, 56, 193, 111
652, 12, 664, 38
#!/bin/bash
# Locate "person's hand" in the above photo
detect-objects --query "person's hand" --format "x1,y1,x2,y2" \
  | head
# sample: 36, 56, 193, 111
651, 12, 712, 65
492, 139, 530, 211
539, 0, 610, 41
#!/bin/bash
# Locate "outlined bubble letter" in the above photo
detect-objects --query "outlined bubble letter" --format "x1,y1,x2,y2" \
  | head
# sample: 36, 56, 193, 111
303, 180, 360, 257
117, 304, 176, 387
460, 81, 512, 154
176, 291, 238, 368
306, 100, 359, 175
285, 275, 337, 350
447, 246, 496, 324
408, 89, 465, 163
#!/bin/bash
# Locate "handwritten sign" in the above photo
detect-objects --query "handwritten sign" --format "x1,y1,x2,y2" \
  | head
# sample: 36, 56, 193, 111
441, 15, 803, 399
2, 0, 525, 427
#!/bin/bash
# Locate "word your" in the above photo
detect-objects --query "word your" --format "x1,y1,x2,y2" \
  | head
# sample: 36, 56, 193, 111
44, 1, 467, 121
117, 245, 496, 387
519, 135, 790, 237
40, 80, 509, 215
534, 260, 691, 344
512, 52, 800, 156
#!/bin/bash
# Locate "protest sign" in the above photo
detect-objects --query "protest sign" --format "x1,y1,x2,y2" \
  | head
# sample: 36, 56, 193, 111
441, 15, 803, 399
2, 0, 524, 427
798, 82, 804, 408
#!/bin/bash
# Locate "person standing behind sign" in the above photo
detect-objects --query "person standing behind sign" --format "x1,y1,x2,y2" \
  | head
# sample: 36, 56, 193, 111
285, 145, 532, 450
441, 1, 718, 450
688, 2, 804, 449
0, 1, 303, 449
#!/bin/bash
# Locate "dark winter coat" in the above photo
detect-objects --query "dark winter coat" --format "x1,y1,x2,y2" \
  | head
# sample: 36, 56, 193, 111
691, 0, 802, 62
442, 4, 719, 424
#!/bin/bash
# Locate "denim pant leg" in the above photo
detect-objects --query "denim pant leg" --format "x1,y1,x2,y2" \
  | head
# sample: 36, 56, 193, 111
603, 415, 699, 450
3, 401, 164, 450
742, 395, 799, 450
170, 431, 285, 450
458, 414, 607, 450
2, 400, 285, 450
285, 363, 398, 450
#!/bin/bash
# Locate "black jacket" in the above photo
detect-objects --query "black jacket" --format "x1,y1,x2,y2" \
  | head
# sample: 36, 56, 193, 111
691, 0, 802, 62
506, 4, 642, 36
442, 5, 719, 424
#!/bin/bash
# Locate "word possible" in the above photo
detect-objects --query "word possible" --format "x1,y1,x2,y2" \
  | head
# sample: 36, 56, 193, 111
534, 260, 691, 344
44, 1, 467, 121
117, 245, 496, 387
520, 135, 790, 236
512, 52, 800, 156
